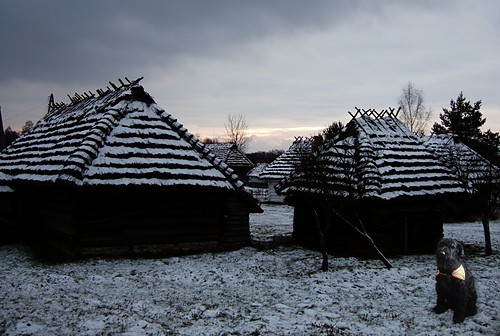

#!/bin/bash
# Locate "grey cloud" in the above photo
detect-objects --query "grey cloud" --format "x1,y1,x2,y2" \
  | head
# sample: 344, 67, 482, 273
2, 0, 499, 147
0, 0, 388, 85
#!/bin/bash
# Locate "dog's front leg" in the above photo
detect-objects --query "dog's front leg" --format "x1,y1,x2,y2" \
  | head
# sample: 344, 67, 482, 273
453, 307, 466, 323
434, 293, 449, 314
434, 281, 450, 314
452, 287, 467, 323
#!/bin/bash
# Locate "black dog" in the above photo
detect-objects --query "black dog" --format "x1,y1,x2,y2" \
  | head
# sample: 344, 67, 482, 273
434, 238, 477, 323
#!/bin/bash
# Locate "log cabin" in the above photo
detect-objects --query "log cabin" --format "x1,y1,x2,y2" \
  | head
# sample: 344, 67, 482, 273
423, 133, 500, 219
0, 78, 261, 258
259, 137, 314, 203
204, 143, 254, 182
276, 109, 465, 256
424, 134, 499, 192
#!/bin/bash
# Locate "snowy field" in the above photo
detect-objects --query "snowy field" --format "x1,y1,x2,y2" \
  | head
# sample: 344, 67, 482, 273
1, 203, 499, 335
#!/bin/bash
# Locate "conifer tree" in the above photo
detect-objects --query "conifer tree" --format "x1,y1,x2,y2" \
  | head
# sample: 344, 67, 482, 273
432, 92, 499, 164
432, 92, 484, 139
433, 92, 499, 255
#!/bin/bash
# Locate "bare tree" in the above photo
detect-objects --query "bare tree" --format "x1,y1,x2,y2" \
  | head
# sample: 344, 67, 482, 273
398, 82, 432, 135
224, 114, 252, 152
299, 136, 392, 271
21, 120, 34, 135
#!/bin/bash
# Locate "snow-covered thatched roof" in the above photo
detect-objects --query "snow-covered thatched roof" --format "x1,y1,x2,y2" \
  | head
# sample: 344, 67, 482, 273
277, 109, 465, 201
0, 185, 13, 193
0, 78, 249, 193
247, 163, 268, 179
259, 137, 315, 180
204, 143, 254, 168
423, 134, 500, 191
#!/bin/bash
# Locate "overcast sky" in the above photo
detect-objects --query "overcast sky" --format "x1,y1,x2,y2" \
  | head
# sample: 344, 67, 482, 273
1, 0, 499, 152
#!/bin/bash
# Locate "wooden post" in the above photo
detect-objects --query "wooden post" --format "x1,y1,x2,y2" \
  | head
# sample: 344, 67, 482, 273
109, 82, 118, 90
47, 94, 55, 113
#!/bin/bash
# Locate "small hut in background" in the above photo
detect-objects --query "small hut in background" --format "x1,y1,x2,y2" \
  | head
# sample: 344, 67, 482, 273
424, 134, 500, 196
246, 162, 269, 202
247, 163, 268, 186
259, 137, 315, 203
204, 143, 254, 182
277, 109, 465, 256
424, 134, 500, 254
0, 78, 261, 257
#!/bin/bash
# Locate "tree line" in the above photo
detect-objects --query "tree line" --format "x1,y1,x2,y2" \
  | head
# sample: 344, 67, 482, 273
3, 120, 34, 147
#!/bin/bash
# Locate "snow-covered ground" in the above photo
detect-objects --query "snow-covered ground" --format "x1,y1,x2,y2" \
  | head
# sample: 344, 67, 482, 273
1, 203, 499, 335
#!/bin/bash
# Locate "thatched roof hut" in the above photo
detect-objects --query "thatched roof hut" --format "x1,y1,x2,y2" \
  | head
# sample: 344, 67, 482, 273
204, 143, 254, 181
0, 78, 261, 257
423, 133, 500, 219
423, 134, 500, 191
259, 137, 315, 203
276, 109, 465, 255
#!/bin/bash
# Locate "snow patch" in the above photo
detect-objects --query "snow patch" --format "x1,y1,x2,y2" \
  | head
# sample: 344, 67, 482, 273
0, 204, 498, 335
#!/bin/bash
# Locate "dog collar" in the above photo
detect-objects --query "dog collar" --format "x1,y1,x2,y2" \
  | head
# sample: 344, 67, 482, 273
436, 264, 466, 281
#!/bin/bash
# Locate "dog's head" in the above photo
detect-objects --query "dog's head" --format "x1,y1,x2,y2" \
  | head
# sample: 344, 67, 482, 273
436, 238, 464, 272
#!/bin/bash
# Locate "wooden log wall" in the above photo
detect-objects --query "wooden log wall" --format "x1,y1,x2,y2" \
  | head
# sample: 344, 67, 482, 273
15, 187, 252, 258
14, 188, 76, 255
0, 191, 17, 243
219, 197, 251, 249
291, 197, 444, 257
